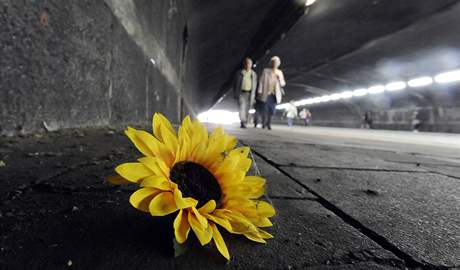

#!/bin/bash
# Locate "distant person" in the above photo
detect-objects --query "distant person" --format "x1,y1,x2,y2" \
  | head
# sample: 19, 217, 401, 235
411, 110, 421, 132
299, 108, 312, 126
361, 112, 372, 129
257, 56, 286, 130
233, 57, 257, 128
284, 101, 298, 127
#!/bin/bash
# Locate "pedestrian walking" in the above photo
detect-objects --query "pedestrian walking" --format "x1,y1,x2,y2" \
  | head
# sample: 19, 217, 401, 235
257, 56, 286, 130
284, 101, 297, 127
411, 110, 421, 132
233, 58, 257, 128
299, 108, 312, 126
361, 112, 372, 129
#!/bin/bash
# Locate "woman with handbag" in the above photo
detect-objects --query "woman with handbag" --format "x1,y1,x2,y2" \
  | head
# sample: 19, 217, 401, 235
256, 56, 286, 130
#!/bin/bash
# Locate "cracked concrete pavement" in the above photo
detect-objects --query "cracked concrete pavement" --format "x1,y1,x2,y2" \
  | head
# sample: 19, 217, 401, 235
0, 125, 459, 269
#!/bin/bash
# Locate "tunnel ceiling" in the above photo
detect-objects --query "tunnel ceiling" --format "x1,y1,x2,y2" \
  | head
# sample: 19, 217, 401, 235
208, 0, 460, 111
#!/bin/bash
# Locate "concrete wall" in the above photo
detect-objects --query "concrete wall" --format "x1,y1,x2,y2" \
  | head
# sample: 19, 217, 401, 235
0, 0, 189, 136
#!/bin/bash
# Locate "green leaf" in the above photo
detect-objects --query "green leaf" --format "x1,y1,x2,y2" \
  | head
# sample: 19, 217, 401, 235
173, 239, 189, 258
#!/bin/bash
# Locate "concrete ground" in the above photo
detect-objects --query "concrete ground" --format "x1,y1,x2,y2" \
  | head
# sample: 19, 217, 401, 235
0, 125, 459, 269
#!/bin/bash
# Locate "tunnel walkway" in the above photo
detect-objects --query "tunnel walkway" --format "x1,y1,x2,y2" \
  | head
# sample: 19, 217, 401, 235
0, 126, 459, 269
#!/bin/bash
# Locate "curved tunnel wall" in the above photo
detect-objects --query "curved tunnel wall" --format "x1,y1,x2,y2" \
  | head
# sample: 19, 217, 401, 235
0, 0, 190, 136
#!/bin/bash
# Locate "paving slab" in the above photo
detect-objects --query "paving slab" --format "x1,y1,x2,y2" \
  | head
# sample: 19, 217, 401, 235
285, 167, 460, 267
246, 140, 427, 172
251, 154, 315, 199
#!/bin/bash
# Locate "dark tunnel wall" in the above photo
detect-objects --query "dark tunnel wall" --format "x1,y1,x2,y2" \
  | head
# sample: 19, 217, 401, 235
0, 0, 189, 136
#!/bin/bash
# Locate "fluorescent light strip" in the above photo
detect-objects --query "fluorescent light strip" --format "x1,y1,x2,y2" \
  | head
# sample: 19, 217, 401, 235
385, 81, 406, 91
274, 69, 459, 110
434, 70, 460, 83
367, 85, 385, 94
352, 88, 368, 97
408, 76, 433, 88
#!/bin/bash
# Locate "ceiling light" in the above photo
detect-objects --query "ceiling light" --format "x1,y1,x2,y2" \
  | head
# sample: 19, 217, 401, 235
294, 99, 313, 106
385, 81, 406, 91
310, 97, 322, 104
150, 58, 156, 65
352, 88, 368, 97
248, 109, 255, 114
339, 91, 353, 99
319, 95, 331, 102
276, 103, 289, 110
408, 76, 433, 88
434, 70, 460, 84
305, 0, 317, 6
330, 94, 342, 100
367, 85, 385, 94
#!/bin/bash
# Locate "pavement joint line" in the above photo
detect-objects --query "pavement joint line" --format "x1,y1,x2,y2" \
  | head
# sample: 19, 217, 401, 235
244, 142, 449, 270
426, 171, 460, 181
270, 196, 318, 201
386, 161, 460, 168
279, 164, 431, 173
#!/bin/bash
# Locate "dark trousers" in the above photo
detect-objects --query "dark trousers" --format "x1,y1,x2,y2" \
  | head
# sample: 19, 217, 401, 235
253, 100, 264, 127
263, 95, 276, 127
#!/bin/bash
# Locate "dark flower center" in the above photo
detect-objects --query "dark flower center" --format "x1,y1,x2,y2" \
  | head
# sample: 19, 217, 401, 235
170, 161, 222, 208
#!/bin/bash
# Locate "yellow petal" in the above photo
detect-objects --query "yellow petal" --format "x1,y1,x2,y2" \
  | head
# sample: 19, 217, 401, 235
173, 188, 198, 209
243, 176, 266, 187
149, 192, 178, 216
215, 156, 239, 174
180, 116, 194, 137
191, 143, 207, 164
191, 207, 208, 228
255, 201, 276, 217
252, 217, 273, 228
223, 134, 237, 152
235, 176, 266, 199
176, 125, 191, 162
138, 157, 170, 178
204, 212, 233, 233
227, 147, 252, 172
140, 175, 171, 190
115, 163, 152, 183
133, 128, 175, 166
125, 127, 155, 157
244, 232, 267, 244
214, 210, 258, 235
129, 188, 162, 212
107, 175, 131, 185
188, 211, 213, 245
160, 124, 179, 158
126, 127, 175, 166
228, 146, 250, 159
190, 121, 208, 152
153, 113, 176, 142
174, 209, 191, 244
257, 228, 274, 239
210, 223, 230, 260
199, 200, 216, 214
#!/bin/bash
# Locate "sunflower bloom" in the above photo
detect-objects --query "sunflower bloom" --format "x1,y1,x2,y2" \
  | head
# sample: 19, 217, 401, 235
109, 113, 275, 260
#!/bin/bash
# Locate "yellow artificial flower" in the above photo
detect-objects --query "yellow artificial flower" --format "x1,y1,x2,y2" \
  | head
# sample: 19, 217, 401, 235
109, 113, 275, 260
